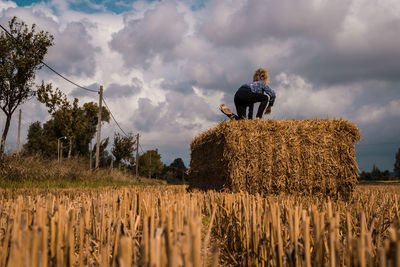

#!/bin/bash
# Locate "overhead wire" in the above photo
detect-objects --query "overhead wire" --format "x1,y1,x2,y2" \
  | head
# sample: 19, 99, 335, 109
0, 24, 98, 93
102, 95, 129, 136
1, 22, 131, 137
40, 62, 99, 93
139, 144, 145, 154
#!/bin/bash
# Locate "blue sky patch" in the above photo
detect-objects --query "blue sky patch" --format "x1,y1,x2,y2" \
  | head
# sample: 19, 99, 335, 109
12, 0, 158, 14
13, 0, 44, 5
12, 0, 205, 14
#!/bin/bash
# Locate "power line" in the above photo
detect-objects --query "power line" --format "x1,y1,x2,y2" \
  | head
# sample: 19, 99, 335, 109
41, 62, 98, 93
1, 21, 131, 137
0, 23, 98, 94
139, 144, 145, 154
102, 95, 129, 136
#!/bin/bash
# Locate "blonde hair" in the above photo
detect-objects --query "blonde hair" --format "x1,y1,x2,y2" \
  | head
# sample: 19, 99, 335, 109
253, 68, 269, 84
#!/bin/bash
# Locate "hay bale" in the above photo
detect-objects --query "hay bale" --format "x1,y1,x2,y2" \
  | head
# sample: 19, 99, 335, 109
189, 118, 361, 198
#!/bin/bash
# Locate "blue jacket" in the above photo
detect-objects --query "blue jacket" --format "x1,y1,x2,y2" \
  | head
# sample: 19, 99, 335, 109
240, 81, 276, 107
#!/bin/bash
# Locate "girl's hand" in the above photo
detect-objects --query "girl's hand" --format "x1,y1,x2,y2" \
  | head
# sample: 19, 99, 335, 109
264, 106, 272, 115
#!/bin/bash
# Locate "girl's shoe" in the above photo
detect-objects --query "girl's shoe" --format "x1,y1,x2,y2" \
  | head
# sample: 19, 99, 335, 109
220, 104, 235, 120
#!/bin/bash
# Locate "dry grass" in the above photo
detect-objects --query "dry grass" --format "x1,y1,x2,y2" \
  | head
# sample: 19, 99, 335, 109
211, 184, 400, 266
0, 186, 217, 266
0, 184, 400, 266
0, 155, 165, 188
190, 119, 361, 198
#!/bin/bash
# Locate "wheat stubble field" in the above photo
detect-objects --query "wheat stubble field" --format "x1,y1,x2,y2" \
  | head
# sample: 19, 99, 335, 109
0, 184, 399, 266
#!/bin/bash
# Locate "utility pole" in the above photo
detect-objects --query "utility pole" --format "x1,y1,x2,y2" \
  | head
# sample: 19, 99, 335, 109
149, 151, 152, 178
89, 142, 92, 171
95, 85, 103, 169
136, 134, 139, 177
58, 136, 67, 163
16, 109, 21, 155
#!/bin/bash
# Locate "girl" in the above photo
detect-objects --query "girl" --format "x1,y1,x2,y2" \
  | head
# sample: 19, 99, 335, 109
220, 68, 276, 120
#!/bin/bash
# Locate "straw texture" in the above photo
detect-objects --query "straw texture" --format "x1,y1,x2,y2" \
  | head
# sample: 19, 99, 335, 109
189, 118, 361, 198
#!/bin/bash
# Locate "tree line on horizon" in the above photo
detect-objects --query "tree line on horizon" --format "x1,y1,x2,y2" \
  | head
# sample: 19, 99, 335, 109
359, 151, 400, 181
24, 120, 187, 182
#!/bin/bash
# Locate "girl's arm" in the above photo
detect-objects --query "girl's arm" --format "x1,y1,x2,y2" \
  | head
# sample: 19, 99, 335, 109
262, 85, 276, 107
264, 106, 272, 115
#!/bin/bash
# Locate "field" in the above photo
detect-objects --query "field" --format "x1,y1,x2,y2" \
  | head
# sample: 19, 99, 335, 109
1, 183, 400, 266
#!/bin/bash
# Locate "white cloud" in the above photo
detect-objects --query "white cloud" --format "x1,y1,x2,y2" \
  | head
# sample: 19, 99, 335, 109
46, 21, 100, 77
272, 72, 358, 120
200, 0, 349, 47
356, 100, 400, 124
0, 0, 16, 12
110, 1, 189, 68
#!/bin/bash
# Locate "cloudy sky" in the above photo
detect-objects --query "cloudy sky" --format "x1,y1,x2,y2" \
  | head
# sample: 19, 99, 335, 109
1, 0, 399, 172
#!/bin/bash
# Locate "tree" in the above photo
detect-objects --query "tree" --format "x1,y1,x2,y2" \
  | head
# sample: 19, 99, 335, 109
35, 82, 110, 158
138, 149, 163, 178
395, 148, 400, 178
371, 164, 382, 179
359, 164, 391, 181
359, 171, 372, 181
382, 170, 390, 179
162, 158, 188, 182
111, 133, 136, 167
171, 158, 188, 182
75, 102, 110, 155
0, 17, 54, 153
93, 138, 112, 167
23, 121, 45, 155
23, 120, 61, 158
